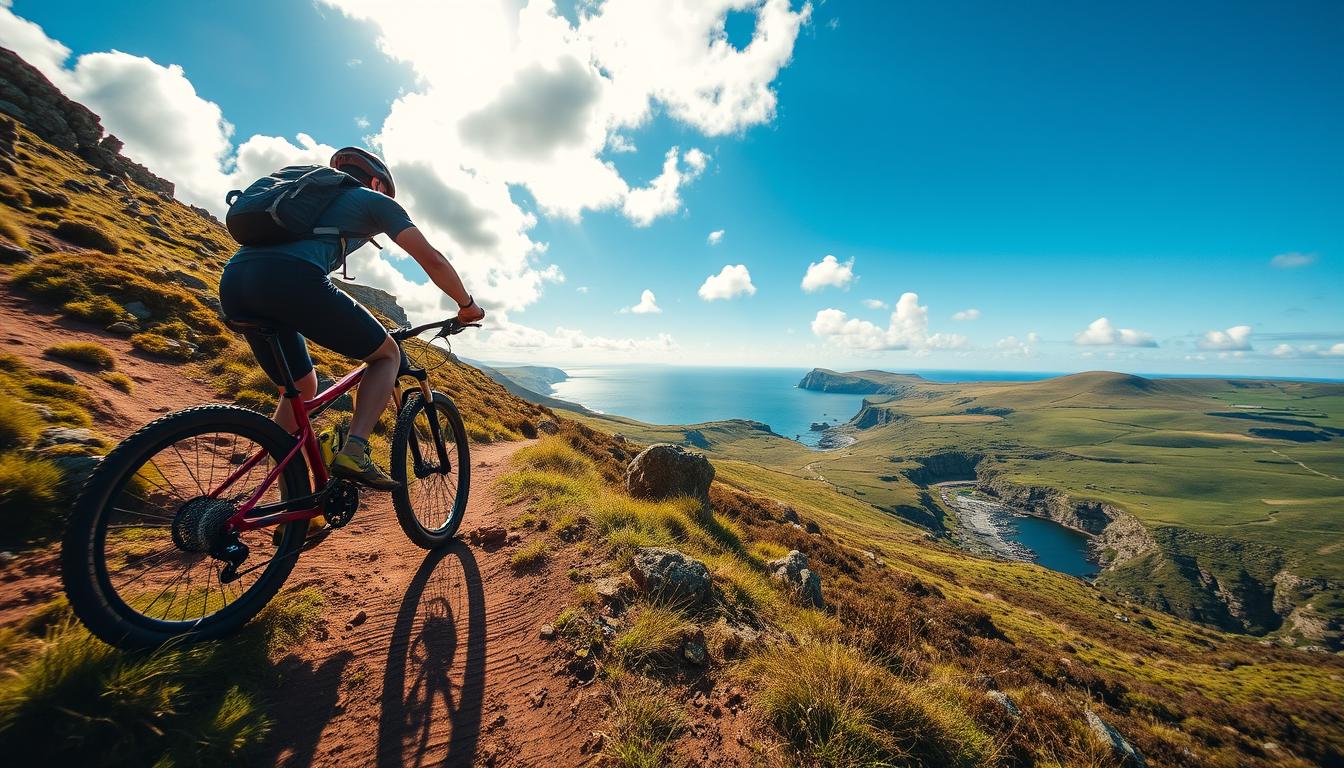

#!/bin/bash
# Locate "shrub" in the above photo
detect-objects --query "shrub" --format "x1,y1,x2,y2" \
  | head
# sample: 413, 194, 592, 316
51, 221, 119, 253
0, 394, 41, 451
130, 333, 194, 361
465, 417, 522, 444
603, 688, 685, 768
45, 342, 116, 370
509, 539, 549, 571
747, 642, 991, 768
99, 371, 133, 393
0, 453, 64, 543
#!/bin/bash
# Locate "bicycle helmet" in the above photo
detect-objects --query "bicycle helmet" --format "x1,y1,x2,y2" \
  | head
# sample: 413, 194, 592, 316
330, 146, 395, 198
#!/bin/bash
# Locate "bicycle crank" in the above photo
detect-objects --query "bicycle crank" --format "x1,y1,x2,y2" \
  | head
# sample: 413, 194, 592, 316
323, 478, 360, 528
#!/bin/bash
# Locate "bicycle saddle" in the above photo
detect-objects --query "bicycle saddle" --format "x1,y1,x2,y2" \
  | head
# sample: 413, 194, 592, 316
223, 315, 281, 335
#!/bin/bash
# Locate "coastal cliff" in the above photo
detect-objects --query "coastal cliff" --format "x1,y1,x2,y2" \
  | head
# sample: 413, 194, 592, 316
798, 367, 926, 395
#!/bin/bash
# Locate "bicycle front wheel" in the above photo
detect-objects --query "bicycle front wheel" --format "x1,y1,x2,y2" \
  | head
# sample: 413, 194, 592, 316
61, 405, 311, 650
390, 390, 470, 549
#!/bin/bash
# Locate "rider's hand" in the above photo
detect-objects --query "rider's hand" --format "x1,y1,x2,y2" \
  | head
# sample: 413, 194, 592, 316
456, 296, 485, 324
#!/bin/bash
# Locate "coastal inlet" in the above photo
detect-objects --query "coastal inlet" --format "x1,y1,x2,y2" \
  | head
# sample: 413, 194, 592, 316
938, 482, 1099, 579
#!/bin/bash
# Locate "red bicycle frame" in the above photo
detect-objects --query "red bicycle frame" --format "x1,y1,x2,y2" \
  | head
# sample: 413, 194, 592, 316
210, 365, 368, 533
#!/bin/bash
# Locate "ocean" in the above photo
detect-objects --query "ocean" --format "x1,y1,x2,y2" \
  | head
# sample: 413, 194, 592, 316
540, 366, 1055, 448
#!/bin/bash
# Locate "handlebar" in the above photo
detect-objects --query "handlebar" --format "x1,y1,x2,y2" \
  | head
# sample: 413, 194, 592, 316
390, 318, 481, 342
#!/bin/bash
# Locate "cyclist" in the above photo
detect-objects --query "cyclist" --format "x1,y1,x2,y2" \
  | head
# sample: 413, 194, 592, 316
219, 147, 485, 490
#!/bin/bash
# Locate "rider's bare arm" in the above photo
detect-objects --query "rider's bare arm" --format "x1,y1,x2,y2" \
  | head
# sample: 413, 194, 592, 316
393, 227, 485, 322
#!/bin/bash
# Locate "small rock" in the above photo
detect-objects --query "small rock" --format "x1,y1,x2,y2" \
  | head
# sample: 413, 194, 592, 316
490, 714, 506, 729
540, 623, 557, 640
537, 419, 560, 435
986, 690, 1021, 720
580, 732, 605, 754
467, 525, 508, 547
506, 532, 522, 545
529, 688, 548, 708
767, 550, 824, 608
1085, 710, 1148, 768
61, 179, 93, 193
29, 404, 56, 421
0, 551, 17, 565
778, 503, 800, 524
28, 188, 69, 207
107, 177, 130, 192
105, 321, 138, 335
804, 520, 821, 534
50, 455, 100, 497
123, 301, 152, 321
168, 269, 208, 290
682, 638, 707, 666
594, 576, 629, 603
349, 609, 368, 626
36, 426, 101, 449
628, 547, 711, 606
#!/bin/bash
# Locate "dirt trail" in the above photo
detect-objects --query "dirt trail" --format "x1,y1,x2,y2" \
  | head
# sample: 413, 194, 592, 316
0, 291, 601, 767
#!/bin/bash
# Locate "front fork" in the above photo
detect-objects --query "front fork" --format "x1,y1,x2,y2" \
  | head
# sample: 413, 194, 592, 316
400, 373, 450, 476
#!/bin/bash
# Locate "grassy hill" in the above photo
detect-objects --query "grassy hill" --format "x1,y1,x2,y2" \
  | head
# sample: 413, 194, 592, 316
2, 48, 1342, 767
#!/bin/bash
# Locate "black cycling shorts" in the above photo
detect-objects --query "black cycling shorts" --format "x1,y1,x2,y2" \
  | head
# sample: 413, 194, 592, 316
218, 256, 389, 386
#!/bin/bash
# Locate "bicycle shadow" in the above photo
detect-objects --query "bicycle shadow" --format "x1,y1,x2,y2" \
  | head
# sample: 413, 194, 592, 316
268, 649, 355, 768
376, 541, 486, 768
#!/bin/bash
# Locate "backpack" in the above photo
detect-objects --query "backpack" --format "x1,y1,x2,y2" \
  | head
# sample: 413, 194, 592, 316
223, 165, 361, 247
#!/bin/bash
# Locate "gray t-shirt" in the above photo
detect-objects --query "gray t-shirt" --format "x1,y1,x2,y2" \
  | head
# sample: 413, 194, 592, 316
228, 186, 416, 273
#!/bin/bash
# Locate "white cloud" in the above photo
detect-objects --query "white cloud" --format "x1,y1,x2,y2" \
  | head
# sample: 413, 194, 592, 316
800, 254, 854, 292
1271, 342, 1344, 359
952, 308, 980, 321
0, 1, 69, 81
997, 333, 1037, 357
811, 292, 965, 352
576, 286, 590, 294
1198, 325, 1252, 351
622, 146, 709, 226
1270, 252, 1317, 269
354, 115, 370, 129
698, 264, 755, 301
607, 133, 636, 153
707, 229, 724, 245
862, 299, 886, 310
347, 57, 363, 67
1073, 317, 1157, 347
484, 320, 678, 356
624, 288, 661, 314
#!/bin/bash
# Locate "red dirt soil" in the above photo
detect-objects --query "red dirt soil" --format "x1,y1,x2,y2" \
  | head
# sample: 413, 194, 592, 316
0, 289, 604, 767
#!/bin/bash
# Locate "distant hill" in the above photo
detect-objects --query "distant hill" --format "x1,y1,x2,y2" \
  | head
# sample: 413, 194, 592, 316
491, 364, 568, 395
798, 367, 929, 394
466, 359, 593, 415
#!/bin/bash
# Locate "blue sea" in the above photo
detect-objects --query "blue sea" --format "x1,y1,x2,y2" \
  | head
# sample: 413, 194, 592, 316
538, 366, 1054, 448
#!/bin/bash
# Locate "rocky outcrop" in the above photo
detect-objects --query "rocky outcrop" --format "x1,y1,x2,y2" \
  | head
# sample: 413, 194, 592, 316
767, 550, 823, 608
330, 279, 409, 327
626, 443, 715, 511
797, 368, 926, 395
1085, 710, 1147, 767
904, 452, 983, 486
850, 401, 905, 429
0, 47, 175, 198
629, 547, 711, 606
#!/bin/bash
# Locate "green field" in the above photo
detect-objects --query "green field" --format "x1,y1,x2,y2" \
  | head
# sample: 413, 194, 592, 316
577, 371, 1344, 646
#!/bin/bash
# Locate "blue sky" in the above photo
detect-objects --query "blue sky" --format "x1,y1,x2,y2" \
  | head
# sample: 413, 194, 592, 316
5, 0, 1342, 376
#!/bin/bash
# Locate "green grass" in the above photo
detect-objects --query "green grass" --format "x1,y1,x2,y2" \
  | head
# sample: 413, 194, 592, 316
748, 642, 992, 768
45, 341, 116, 370
509, 539, 549, 570
0, 588, 324, 766
602, 688, 685, 768
612, 605, 691, 670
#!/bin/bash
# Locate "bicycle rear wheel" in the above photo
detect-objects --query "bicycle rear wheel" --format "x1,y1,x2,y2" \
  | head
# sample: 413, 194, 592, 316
61, 405, 311, 650
390, 390, 470, 549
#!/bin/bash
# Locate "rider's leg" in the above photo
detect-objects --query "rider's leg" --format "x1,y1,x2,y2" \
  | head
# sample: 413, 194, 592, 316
344, 334, 399, 444
273, 370, 319, 434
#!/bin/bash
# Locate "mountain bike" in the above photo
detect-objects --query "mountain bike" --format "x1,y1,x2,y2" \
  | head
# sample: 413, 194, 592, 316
61, 316, 477, 650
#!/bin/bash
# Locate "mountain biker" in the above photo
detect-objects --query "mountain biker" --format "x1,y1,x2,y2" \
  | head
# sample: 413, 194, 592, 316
219, 147, 485, 490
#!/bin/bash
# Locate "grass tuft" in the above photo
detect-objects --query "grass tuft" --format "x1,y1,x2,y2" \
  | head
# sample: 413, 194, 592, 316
51, 220, 119, 253
603, 688, 685, 768
613, 604, 691, 670
99, 371, 133, 393
45, 342, 116, 370
748, 642, 991, 768
509, 539, 550, 571
512, 438, 595, 477
130, 332, 194, 361
0, 452, 63, 544
0, 393, 42, 451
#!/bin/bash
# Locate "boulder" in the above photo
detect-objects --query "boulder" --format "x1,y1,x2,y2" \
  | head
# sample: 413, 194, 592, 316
36, 426, 101, 449
625, 443, 714, 510
51, 454, 100, 497
778, 503, 800, 524
105, 321, 138, 335
123, 301, 151, 321
61, 179, 92, 193
767, 550, 823, 608
1085, 710, 1147, 768
628, 547, 711, 606
537, 419, 560, 435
